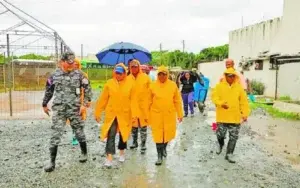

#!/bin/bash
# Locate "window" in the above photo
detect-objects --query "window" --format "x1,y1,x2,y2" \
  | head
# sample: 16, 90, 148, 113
255, 60, 263, 70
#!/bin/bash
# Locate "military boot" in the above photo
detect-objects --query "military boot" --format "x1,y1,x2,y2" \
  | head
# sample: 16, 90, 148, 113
163, 142, 168, 157
140, 127, 147, 154
155, 144, 163, 166
130, 127, 138, 149
216, 138, 224, 155
79, 142, 88, 163
44, 145, 58, 172
225, 139, 237, 163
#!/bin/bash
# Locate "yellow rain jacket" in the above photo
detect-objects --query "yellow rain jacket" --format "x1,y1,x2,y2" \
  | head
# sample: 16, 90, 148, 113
212, 68, 250, 124
67, 59, 88, 125
94, 63, 137, 142
128, 60, 151, 127
149, 66, 183, 143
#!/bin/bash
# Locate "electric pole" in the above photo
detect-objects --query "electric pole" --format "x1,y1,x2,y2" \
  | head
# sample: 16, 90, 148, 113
81, 44, 83, 60
182, 40, 185, 53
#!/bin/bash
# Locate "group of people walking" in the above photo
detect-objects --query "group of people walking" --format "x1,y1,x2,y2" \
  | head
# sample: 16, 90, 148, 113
42, 52, 250, 172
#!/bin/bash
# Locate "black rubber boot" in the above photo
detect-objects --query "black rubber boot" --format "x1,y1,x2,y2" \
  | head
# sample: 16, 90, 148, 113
155, 144, 163, 166
225, 139, 237, 163
44, 145, 58, 172
140, 127, 147, 154
163, 142, 168, 157
79, 142, 88, 163
130, 127, 138, 149
216, 138, 224, 155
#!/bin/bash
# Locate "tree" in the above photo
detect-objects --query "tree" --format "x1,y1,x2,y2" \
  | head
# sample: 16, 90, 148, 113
149, 44, 229, 68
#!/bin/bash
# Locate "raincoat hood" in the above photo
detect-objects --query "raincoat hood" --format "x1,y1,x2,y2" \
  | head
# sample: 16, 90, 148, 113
128, 59, 142, 75
157, 65, 169, 76
112, 63, 127, 79
74, 58, 82, 69
222, 68, 239, 83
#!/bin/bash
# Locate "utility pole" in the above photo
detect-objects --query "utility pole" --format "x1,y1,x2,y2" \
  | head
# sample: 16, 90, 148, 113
182, 40, 185, 53
81, 44, 83, 60
241, 16, 244, 27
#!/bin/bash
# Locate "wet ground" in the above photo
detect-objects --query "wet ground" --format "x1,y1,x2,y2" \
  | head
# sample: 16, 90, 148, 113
1, 104, 300, 188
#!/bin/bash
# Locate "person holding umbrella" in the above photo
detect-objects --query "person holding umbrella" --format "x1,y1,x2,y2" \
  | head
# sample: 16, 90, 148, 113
177, 71, 202, 117
94, 63, 137, 168
148, 65, 183, 166
128, 59, 151, 154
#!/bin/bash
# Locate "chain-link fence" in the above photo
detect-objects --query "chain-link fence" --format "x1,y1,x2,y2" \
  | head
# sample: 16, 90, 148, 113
0, 61, 112, 119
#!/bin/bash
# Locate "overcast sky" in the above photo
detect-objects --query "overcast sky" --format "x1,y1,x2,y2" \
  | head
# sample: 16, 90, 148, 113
0, 0, 284, 55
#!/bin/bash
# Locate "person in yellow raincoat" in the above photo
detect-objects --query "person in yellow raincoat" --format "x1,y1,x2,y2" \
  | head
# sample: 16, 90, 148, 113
94, 63, 137, 168
127, 60, 151, 154
66, 58, 91, 145
148, 65, 183, 166
212, 68, 250, 163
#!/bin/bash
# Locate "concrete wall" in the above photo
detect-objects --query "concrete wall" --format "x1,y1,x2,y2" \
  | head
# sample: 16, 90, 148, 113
198, 61, 300, 100
270, 0, 300, 54
229, 17, 281, 62
277, 63, 300, 100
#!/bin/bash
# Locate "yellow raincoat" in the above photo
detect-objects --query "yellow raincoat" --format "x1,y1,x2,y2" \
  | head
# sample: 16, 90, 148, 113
67, 59, 88, 125
94, 63, 137, 142
212, 68, 250, 124
149, 66, 183, 143
128, 60, 151, 127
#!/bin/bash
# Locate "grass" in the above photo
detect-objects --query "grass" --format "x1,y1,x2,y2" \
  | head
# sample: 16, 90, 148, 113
250, 102, 300, 120
90, 80, 106, 90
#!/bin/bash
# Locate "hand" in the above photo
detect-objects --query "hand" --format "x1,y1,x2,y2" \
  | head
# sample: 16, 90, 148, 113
43, 106, 51, 116
95, 117, 101, 123
79, 106, 86, 115
221, 104, 229, 109
177, 118, 183, 123
242, 117, 247, 122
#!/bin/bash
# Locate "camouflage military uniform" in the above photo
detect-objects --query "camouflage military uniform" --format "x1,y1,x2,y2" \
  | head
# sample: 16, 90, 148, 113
42, 68, 92, 172
216, 123, 240, 162
43, 68, 92, 146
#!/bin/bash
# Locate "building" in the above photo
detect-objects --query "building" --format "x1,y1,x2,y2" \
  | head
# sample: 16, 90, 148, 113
228, 0, 300, 100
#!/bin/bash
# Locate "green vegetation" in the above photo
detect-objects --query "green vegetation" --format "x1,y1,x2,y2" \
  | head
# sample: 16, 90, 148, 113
149, 44, 228, 68
250, 102, 300, 120
90, 80, 106, 90
18, 53, 52, 60
250, 80, 266, 95
279, 95, 292, 101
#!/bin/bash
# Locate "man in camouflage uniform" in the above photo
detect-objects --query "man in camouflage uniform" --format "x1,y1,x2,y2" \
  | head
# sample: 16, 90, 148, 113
42, 52, 92, 172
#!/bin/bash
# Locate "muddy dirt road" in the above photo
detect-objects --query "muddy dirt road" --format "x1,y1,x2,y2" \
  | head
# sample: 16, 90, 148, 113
1, 109, 300, 188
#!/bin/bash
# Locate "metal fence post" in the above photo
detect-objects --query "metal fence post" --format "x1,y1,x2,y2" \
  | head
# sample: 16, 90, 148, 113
7, 34, 13, 117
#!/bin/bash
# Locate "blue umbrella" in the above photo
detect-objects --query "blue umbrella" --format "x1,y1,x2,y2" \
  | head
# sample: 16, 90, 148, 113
96, 42, 152, 66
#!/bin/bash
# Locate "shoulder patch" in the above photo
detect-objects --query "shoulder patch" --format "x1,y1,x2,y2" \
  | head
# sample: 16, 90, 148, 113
82, 78, 89, 85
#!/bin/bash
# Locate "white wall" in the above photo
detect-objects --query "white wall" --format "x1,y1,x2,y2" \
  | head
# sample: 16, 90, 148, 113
270, 0, 300, 55
229, 18, 281, 63
278, 63, 300, 100
198, 61, 224, 88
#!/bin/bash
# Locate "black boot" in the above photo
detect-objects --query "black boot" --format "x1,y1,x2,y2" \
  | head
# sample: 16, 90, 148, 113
155, 144, 163, 166
130, 127, 138, 149
140, 127, 147, 154
163, 142, 168, 157
44, 145, 58, 172
225, 139, 237, 163
216, 138, 224, 155
79, 142, 88, 163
